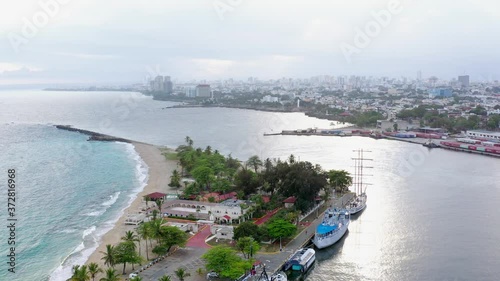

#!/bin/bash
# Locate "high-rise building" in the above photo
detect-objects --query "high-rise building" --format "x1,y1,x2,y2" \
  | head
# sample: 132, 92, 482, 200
195, 84, 211, 98
417, 70, 422, 81
458, 75, 470, 87
163, 76, 173, 94
152, 75, 164, 92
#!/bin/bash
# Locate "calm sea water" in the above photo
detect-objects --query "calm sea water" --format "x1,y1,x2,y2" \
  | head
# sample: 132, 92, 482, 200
0, 90, 499, 281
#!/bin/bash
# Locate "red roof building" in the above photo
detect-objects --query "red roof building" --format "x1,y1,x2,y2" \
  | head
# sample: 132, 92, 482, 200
218, 191, 237, 201
145, 192, 167, 200
283, 196, 296, 208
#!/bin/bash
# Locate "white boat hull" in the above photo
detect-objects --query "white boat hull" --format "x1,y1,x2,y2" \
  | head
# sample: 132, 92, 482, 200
347, 194, 367, 215
271, 272, 287, 281
313, 221, 349, 249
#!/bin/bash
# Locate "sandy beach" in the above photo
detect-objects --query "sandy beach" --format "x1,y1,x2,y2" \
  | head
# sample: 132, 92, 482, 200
84, 142, 178, 277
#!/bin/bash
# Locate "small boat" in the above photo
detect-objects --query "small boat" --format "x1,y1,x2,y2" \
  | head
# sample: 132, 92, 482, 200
423, 140, 439, 148
313, 209, 350, 249
282, 248, 316, 273
270, 272, 287, 281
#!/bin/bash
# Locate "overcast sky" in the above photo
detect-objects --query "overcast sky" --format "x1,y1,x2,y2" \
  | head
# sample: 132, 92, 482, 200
0, 0, 499, 85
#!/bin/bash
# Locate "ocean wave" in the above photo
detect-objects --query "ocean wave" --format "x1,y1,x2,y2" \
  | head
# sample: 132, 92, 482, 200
48, 225, 98, 281
102, 191, 121, 207
49, 143, 150, 281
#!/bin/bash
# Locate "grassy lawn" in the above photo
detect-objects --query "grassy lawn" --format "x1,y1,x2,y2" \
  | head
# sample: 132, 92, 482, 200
161, 149, 178, 161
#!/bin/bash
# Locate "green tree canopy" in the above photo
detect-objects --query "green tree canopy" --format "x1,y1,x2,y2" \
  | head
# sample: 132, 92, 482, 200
236, 237, 260, 259
201, 246, 252, 280
233, 221, 261, 242
267, 219, 297, 240
328, 170, 353, 193
246, 155, 263, 173
169, 169, 182, 188
69, 265, 90, 281
114, 241, 142, 275
99, 268, 121, 281
191, 165, 214, 189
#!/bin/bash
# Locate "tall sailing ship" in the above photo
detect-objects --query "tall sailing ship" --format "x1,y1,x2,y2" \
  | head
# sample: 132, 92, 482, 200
346, 149, 372, 215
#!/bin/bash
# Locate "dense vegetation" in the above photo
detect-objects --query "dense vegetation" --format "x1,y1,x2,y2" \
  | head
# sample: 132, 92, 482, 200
176, 138, 352, 214
397, 105, 500, 132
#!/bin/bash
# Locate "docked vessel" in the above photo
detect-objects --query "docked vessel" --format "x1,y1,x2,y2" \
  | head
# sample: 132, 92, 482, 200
346, 149, 371, 215
347, 192, 367, 215
313, 209, 350, 249
282, 248, 316, 273
423, 140, 439, 148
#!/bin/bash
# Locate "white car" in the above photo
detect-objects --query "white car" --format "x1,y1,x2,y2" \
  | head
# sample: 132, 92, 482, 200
206, 271, 219, 279
129, 272, 138, 278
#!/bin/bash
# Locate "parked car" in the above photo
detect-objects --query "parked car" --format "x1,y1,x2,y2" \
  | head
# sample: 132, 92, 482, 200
206, 271, 219, 280
129, 272, 138, 278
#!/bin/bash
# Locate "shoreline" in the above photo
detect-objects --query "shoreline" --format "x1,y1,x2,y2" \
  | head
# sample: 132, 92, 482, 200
83, 141, 178, 277
51, 125, 179, 279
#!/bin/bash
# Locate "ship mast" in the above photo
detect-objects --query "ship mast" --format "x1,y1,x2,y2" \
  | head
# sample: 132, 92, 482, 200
352, 149, 372, 195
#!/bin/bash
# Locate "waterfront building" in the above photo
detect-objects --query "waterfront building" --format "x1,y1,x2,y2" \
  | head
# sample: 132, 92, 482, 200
162, 199, 253, 223
466, 130, 500, 140
196, 84, 211, 97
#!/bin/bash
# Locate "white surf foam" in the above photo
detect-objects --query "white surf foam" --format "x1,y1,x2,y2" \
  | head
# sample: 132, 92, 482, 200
49, 143, 149, 281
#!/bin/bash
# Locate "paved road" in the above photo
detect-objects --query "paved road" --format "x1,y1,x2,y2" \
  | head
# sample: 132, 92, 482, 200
139, 247, 208, 281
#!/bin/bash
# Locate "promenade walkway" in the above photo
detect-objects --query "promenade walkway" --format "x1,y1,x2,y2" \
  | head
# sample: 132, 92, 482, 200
186, 225, 212, 248
254, 208, 281, 226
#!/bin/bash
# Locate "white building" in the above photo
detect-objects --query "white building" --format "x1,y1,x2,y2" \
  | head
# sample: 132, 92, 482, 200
261, 95, 280, 103
466, 130, 500, 140
196, 84, 211, 98
210, 225, 234, 240
162, 199, 253, 224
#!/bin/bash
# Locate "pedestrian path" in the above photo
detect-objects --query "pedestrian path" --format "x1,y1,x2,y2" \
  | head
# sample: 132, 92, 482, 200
254, 208, 281, 225
186, 225, 212, 248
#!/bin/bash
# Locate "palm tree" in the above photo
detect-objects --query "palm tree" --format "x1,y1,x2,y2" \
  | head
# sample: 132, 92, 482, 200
169, 170, 181, 188
159, 275, 172, 281
121, 231, 139, 250
174, 267, 191, 281
155, 199, 163, 214
88, 263, 103, 281
70, 265, 90, 281
100, 244, 116, 268
246, 155, 263, 173
99, 268, 121, 281
185, 136, 193, 147
136, 224, 150, 261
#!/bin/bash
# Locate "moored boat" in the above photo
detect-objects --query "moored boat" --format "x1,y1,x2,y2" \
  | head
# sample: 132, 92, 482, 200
347, 192, 367, 215
313, 209, 350, 249
282, 248, 316, 273
346, 149, 371, 215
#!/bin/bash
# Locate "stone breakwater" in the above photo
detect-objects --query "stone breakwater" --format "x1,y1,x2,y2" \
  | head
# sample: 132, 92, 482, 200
55, 125, 131, 143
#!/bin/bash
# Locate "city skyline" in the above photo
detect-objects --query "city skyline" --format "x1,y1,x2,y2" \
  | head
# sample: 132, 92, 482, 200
1, 0, 500, 85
